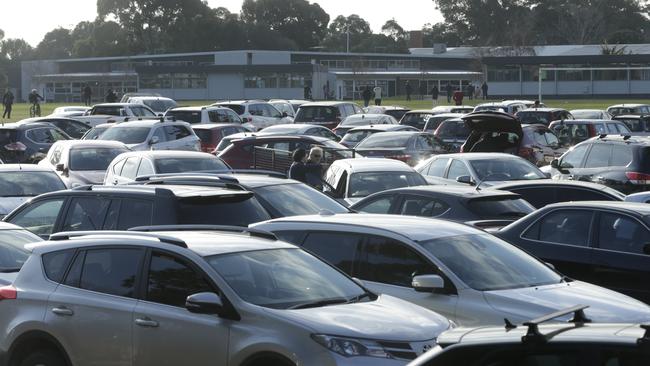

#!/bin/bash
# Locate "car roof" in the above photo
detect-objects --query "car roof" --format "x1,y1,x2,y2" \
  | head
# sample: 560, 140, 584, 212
0, 164, 59, 172
260, 124, 313, 132
429, 152, 528, 161
344, 114, 386, 121
518, 108, 567, 112
347, 124, 415, 132
543, 200, 650, 215
0, 221, 28, 231
259, 213, 481, 242
93, 103, 133, 107
111, 150, 216, 160
299, 101, 354, 107
21, 117, 84, 123
128, 96, 174, 101
0, 122, 55, 130
169, 105, 230, 112
613, 115, 644, 119
521, 124, 551, 129
405, 109, 437, 114
489, 180, 626, 198
331, 158, 415, 173
228, 173, 299, 188
570, 109, 605, 112
51, 140, 127, 149
110, 119, 186, 128
34, 184, 247, 200
191, 123, 244, 130
587, 135, 650, 145
374, 185, 519, 199
549, 119, 619, 124
233, 134, 328, 143
608, 104, 649, 108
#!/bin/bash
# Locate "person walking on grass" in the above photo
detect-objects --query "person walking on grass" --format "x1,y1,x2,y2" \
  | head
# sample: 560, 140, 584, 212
405, 81, 412, 101
481, 81, 489, 100
431, 85, 439, 107
445, 82, 452, 103
2, 88, 14, 119
362, 86, 372, 107
419, 82, 427, 100
373, 85, 382, 106
82, 84, 92, 106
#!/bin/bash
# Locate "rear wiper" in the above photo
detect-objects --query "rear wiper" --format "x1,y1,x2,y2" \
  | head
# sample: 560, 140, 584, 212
0, 267, 21, 273
288, 297, 349, 310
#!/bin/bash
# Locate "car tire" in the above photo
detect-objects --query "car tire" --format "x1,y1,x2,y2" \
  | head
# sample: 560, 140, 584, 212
19, 349, 66, 366
244, 353, 295, 366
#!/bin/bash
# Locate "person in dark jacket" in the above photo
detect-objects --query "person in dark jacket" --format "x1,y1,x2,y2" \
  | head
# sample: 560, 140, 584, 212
431, 85, 439, 107
305, 147, 324, 189
2, 89, 14, 119
445, 82, 453, 103
481, 81, 489, 100
405, 81, 412, 101
419, 82, 427, 100
105, 89, 117, 103
288, 148, 308, 183
362, 86, 372, 107
453, 90, 464, 106
82, 85, 92, 106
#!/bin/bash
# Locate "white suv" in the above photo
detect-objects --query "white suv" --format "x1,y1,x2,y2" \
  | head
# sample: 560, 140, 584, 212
212, 101, 293, 131
165, 106, 255, 131
0, 228, 452, 366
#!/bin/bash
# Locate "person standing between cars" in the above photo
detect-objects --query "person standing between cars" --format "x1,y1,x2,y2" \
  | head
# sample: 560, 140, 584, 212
82, 84, 92, 106
466, 83, 474, 100
305, 147, 324, 190
373, 85, 382, 106
2, 88, 14, 119
431, 85, 439, 107
105, 88, 117, 103
453, 90, 464, 106
288, 148, 308, 183
533, 99, 541, 108
405, 81, 412, 101
304, 84, 312, 100
362, 86, 372, 107
481, 81, 489, 100
445, 82, 453, 103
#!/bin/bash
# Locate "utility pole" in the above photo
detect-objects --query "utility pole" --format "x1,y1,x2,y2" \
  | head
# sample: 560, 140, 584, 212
346, 25, 350, 53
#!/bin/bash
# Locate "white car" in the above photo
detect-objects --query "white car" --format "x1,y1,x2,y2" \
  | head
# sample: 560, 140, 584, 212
38, 140, 130, 187
254, 213, 650, 326
125, 96, 178, 114
473, 102, 527, 115
75, 103, 158, 127
212, 101, 293, 131
430, 106, 474, 115
48, 106, 91, 118
97, 119, 200, 151
164, 106, 255, 131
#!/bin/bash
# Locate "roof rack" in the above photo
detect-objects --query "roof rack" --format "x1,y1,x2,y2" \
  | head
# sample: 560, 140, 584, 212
49, 231, 187, 248
639, 324, 650, 346
521, 305, 591, 344
129, 225, 277, 241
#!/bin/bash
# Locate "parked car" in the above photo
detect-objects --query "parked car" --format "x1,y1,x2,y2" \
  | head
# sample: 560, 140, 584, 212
354, 131, 450, 167
473, 101, 526, 115
460, 111, 522, 155
498, 201, 650, 303
254, 213, 650, 326
212, 100, 293, 131
98, 119, 201, 152
503, 99, 546, 108
415, 153, 547, 187
490, 180, 625, 208
119, 92, 162, 103
21, 117, 91, 139
125, 96, 178, 113
0, 122, 71, 163
0, 222, 41, 285
81, 123, 112, 140
625, 191, 650, 203
547, 135, 650, 194
515, 108, 574, 126
549, 119, 631, 145
192, 123, 250, 153
258, 124, 340, 141
607, 103, 650, 117
268, 99, 310, 118
0, 165, 66, 219
165, 106, 254, 130
350, 185, 534, 229
39, 140, 130, 187
0, 228, 452, 366
218, 135, 353, 171
293, 101, 364, 130
75, 103, 158, 127
570, 109, 612, 119
431, 105, 474, 115
520, 124, 566, 166
409, 308, 650, 366
104, 151, 230, 185
3, 183, 271, 239
332, 114, 398, 137
612, 114, 650, 133
432, 118, 470, 152
323, 158, 427, 206
48, 106, 91, 118
364, 105, 410, 120
399, 109, 438, 130
423, 113, 464, 132
340, 124, 418, 148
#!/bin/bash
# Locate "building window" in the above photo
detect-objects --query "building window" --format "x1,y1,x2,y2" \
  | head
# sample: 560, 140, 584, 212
487, 66, 520, 82
522, 65, 555, 82
592, 65, 628, 81
244, 74, 277, 89
173, 73, 207, 89
140, 74, 172, 89
556, 65, 591, 81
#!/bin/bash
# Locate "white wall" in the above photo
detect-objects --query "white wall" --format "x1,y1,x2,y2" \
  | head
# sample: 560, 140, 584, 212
251, 52, 291, 65
214, 52, 247, 65
208, 73, 244, 100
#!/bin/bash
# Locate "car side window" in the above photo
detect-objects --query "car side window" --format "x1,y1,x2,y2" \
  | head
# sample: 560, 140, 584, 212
302, 232, 362, 275
146, 251, 215, 307
121, 157, 140, 179
354, 195, 396, 214
598, 213, 650, 254
399, 195, 449, 217
42, 249, 75, 283
610, 146, 633, 167
164, 125, 191, 140
510, 187, 554, 209
112, 158, 127, 175
248, 104, 264, 116
9, 199, 65, 237
152, 127, 166, 142
447, 159, 470, 180
584, 144, 611, 168
524, 209, 593, 247
560, 144, 589, 169
136, 159, 155, 176
116, 200, 153, 230
76, 248, 144, 298
426, 158, 449, 177
266, 105, 282, 118
49, 145, 63, 165
359, 235, 432, 287
61, 197, 111, 232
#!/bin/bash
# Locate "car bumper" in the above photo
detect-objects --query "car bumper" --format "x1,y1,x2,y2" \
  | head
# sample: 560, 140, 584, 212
314, 353, 412, 366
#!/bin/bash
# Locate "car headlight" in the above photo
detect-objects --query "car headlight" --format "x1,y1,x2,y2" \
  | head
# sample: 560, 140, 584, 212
311, 334, 391, 358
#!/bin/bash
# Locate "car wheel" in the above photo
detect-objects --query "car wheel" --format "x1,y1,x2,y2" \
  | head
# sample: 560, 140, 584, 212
244, 353, 295, 366
19, 349, 66, 366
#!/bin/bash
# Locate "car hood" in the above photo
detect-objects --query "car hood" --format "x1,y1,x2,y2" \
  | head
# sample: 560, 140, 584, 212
483, 281, 650, 323
265, 294, 449, 341
462, 111, 523, 136
0, 197, 30, 216
68, 170, 106, 187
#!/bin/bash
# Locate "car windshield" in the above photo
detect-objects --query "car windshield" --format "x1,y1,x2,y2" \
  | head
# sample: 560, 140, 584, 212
154, 157, 229, 173
0, 172, 66, 196
178, 195, 271, 226
207, 248, 366, 309
617, 118, 643, 132
217, 104, 245, 115
437, 121, 470, 139
100, 127, 150, 144
466, 196, 535, 220
0, 230, 37, 271
166, 110, 201, 124
83, 126, 110, 140
356, 134, 412, 149
469, 158, 546, 181
69, 147, 128, 171
143, 100, 176, 113
253, 183, 348, 217
425, 116, 456, 131
341, 117, 381, 126
420, 234, 561, 291
349, 172, 426, 198
341, 130, 374, 145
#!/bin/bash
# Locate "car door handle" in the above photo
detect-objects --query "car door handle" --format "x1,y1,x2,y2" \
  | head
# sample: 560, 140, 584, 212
51, 307, 74, 316
135, 317, 159, 328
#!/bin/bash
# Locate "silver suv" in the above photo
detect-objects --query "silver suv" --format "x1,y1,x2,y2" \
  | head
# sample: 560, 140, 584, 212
0, 227, 452, 366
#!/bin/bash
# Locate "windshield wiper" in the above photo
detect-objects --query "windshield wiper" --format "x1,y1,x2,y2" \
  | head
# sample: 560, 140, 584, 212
346, 292, 374, 304
497, 212, 527, 217
0, 267, 21, 273
288, 297, 349, 310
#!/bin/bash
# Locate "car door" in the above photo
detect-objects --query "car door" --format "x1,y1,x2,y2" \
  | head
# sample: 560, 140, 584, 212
45, 247, 145, 366
591, 211, 650, 303
553, 144, 589, 180
132, 250, 228, 366
149, 127, 167, 151
247, 104, 267, 130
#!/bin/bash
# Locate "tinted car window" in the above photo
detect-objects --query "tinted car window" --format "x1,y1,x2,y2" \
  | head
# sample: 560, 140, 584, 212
178, 196, 271, 226
79, 248, 144, 298
154, 157, 228, 174
61, 197, 111, 232
426, 158, 449, 177
117, 200, 153, 230
354, 195, 396, 214
348, 172, 426, 198
252, 183, 348, 217
302, 232, 362, 274
556, 187, 618, 203
295, 106, 338, 122
584, 144, 611, 168
26, 128, 68, 144
167, 110, 201, 124
466, 197, 534, 220
469, 159, 545, 181
164, 125, 191, 140
52, 120, 90, 139
525, 209, 593, 246
0, 171, 65, 196
356, 134, 412, 149
360, 235, 432, 287
598, 213, 650, 254
42, 250, 75, 283
215, 104, 245, 115
447, 160, 470, 180
69, 148, 127, 171
101, 127, 151, 144
147, 251, 214, 307
561, 145, 589, 168
9, 199, 65, 237
611, 146, 633, 166
399, 195, 450, 217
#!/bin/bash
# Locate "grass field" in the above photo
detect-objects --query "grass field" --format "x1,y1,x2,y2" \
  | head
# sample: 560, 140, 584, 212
1, 97, 649, 124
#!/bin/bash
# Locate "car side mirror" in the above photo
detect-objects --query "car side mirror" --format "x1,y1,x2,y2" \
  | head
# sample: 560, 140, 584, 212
550, 159, 560, 169
282, 112, 288, 118
150, 136, 160, 145
544, 172, 551, 178
185, 292, 224, 315
456, 175, 473, 185
644, 243, 650, 255
412, 275, 445, 293
55, 163, 65, 172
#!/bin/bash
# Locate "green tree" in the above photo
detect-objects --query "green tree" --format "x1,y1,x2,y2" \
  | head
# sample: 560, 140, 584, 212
1, 39, 34, 61
322, 14, 372, 52
34, 28, 74, 58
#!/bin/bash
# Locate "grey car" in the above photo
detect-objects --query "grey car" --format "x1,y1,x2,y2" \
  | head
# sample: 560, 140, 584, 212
0, 228, 452, 366
0, 164, 66, 219
98, 119, 201, 151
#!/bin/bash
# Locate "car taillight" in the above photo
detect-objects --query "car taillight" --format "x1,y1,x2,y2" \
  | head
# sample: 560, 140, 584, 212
4, 142, 26, 151
0, 285, 17, 300
626, 172, 650, 184
388, 154, 412, 162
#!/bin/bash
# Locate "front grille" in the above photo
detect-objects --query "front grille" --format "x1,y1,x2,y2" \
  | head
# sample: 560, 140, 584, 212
377, 341, 417, 360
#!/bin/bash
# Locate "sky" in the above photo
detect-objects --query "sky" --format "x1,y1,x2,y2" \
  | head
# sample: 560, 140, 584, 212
0, 0, 443, 47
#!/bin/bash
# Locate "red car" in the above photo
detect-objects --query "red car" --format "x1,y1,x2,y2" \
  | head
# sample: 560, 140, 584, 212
191, 123, 249, 153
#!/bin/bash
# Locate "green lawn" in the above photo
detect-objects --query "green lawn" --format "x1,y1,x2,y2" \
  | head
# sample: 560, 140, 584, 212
1, 97, 648, 124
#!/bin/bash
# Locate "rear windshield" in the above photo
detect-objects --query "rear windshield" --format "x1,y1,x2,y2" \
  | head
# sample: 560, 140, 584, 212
166, 110, 201, 124
616, 118, 648, 132
0, 129, 17, 145
467, 197, 534, 220
69, 147, 128, 171
425, 115, 456, 131
340, 117, 382, 127
385, 110, 408, 120
356, 134, 412, 149
469, 158, 545, 181
341, 130, 374, 145
143, 100, 176, 112
83, 126, 110, 140
349, 172, 426, 198
295, 106, 339, 123
178, 195, 271, 226
217, 104, 245, 115
194, 129, 212, 142
437, 121, 470, 139
0, 171, 66, 196
253, 183, 348, 217
154, 157, 229, 173
100, 127, 150, 144
517, 111, 552, 125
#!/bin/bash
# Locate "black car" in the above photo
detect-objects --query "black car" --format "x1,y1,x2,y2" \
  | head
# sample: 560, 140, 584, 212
0, 122, 72, 163
433, 118, 470, 152
612, 114, 650, 134
354, 131, 451, 167
460, 111, 523, 154
410, 306, 650, 366
339, 124, 418, 148
515, 107, 574, 126
498, 201, 650, 303
22, 117, 91, 139
490, 180, 625, 208
548, 135, 650, 194
3, 183, 271, 239
350, 185, 534, 229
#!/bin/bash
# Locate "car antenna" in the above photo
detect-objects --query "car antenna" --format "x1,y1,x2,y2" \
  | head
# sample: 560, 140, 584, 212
475, 179, 485, 192
504, 318, 517, 330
